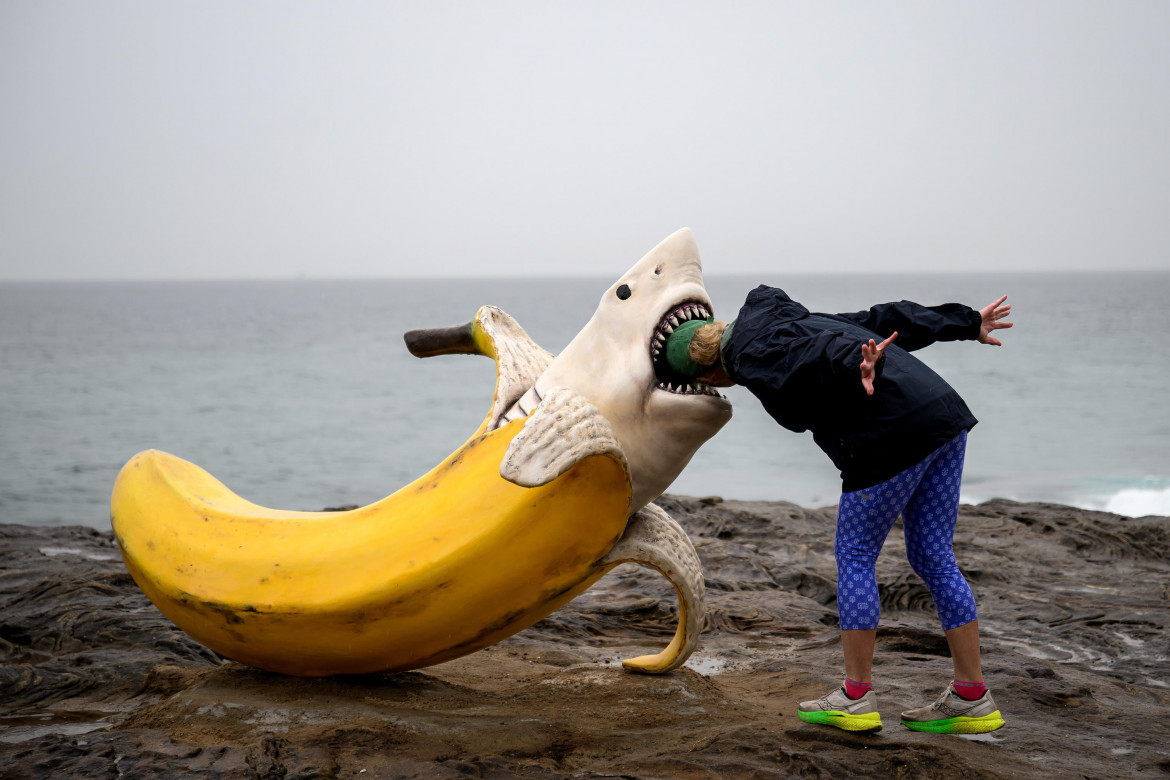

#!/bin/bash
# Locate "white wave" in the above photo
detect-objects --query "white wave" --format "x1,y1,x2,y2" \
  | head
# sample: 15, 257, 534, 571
1103, 487, 1170, 518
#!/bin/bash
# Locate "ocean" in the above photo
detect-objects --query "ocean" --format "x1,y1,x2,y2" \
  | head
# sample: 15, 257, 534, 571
2, 271, 1168, 530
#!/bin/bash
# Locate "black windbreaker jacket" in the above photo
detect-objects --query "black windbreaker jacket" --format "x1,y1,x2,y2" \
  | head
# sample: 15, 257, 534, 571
721, 285, 982, 492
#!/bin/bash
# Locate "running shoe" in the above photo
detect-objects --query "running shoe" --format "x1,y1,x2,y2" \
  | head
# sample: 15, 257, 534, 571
900, 684, 1006, 734
797, 686, 883, 732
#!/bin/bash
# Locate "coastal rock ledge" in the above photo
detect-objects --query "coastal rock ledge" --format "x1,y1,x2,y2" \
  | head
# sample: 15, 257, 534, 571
1, 497, 1167, 779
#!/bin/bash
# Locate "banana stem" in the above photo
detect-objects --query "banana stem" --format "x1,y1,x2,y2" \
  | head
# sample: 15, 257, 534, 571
404, 322, 481, 358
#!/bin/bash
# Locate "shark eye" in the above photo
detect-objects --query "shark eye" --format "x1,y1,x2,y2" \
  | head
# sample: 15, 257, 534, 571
616, 284, 632, 300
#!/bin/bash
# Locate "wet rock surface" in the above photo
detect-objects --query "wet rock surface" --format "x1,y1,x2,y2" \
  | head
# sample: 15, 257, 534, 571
1, 497, 1168, 778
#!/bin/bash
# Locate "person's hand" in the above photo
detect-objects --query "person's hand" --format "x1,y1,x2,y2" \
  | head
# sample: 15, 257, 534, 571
860, 332, 897, 396
979, 295, 1013, 345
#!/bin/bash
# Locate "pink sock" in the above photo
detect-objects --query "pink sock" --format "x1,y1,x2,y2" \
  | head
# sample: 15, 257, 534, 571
844, 677, 872, 700
953, 679, 987, 700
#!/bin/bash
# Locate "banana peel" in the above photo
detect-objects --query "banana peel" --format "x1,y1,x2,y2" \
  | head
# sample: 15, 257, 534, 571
112, 306, 706, 677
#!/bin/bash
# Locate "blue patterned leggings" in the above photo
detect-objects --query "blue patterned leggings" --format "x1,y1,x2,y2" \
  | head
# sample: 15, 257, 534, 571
834, 431, 978, 631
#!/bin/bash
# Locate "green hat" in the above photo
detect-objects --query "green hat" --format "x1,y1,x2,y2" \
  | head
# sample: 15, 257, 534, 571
665, 317, 713, 377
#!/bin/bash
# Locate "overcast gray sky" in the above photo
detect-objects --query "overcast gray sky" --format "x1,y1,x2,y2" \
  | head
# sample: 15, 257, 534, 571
2, 1, 1167, 280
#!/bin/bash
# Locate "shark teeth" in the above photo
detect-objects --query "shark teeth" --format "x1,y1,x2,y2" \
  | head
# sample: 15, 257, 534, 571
650, 301, 713, 350
655, 381, 724, 398
649, 299, 720, 397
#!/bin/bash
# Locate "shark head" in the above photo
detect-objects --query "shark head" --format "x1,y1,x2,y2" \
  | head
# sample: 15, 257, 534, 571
534, 228, 733, 511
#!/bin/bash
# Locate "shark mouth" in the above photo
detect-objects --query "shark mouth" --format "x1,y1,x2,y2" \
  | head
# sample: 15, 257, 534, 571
650, 301, 724, 397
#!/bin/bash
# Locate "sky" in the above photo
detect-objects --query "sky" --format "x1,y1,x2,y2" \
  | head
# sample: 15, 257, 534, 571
1, 1, 1167, 281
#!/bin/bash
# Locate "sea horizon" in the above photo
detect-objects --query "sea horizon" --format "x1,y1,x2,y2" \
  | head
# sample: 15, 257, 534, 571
2, 270, 1168, 529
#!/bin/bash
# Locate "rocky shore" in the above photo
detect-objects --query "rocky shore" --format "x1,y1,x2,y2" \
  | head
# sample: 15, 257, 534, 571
1, 497, 1167, 778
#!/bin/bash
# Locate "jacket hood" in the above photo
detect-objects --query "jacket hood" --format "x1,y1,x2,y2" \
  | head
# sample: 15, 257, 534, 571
744, 285, 810, 324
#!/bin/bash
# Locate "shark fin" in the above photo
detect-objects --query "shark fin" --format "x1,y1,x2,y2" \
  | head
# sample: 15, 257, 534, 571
600, 502, 706, 674
499, 386, 628, 488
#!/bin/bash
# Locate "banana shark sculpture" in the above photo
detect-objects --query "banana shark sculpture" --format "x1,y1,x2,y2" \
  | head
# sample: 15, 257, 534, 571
111, 228, 732, 677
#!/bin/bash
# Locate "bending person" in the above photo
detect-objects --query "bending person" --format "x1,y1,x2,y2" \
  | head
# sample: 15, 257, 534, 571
665, 285, 1012, 734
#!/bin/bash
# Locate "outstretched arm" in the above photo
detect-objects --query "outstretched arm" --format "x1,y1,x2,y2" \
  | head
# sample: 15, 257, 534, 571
836, 301, 980, 351
860, 332, 898, 396
978, 295, 1013, 346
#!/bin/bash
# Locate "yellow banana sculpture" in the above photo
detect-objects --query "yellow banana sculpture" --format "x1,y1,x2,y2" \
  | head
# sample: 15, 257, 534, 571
111, 228, 731, 677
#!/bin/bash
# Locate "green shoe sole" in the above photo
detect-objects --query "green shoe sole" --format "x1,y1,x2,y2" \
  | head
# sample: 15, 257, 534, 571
901, 710, 1005, 734
798, 709, 883, 732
